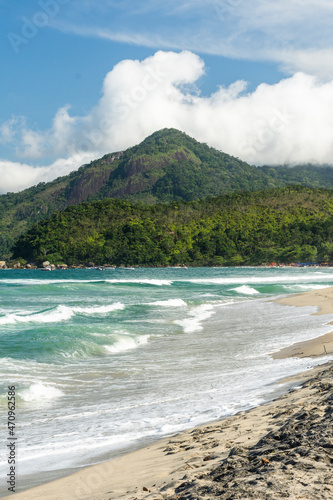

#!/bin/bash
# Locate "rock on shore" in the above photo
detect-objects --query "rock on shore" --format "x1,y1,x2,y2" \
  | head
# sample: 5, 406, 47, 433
5, 364, 333, 500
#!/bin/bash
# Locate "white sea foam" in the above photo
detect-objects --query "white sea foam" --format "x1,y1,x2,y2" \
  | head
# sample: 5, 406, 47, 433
0, 278, 172, 286
20, 383, 63, 403
148, 299, 187, 307
106, 279, 172, 286
0, 305, 74, 325
188, 274, 333, 285
3, 268, 333, 492
0, 302, 125, 325
174, 304, 215, 333
282, 284, 331, 292
104, 334, 150, 354
72, 302, 125, 314
231, 285, 260, 295
88, 332, 110, 338
59, 339, 119, 359
0, 279, 103, 286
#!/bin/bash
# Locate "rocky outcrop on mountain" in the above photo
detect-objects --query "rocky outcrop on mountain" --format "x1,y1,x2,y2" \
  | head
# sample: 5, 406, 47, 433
66, 170, 111, 205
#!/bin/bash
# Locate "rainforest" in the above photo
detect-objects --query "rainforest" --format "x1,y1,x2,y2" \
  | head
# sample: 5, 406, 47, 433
12, 186, 333, 267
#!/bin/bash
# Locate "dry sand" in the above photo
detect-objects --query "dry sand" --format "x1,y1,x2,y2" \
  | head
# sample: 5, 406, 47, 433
5, 288, 333, 500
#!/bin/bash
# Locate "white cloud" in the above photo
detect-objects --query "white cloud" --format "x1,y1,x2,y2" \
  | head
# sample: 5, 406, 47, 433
0, 153, 96, 194
53, 23, 171, 50
3, 50, 333, 193
0, 117, 26, 145
277, 49, 333, 79
1, 50, 205, 161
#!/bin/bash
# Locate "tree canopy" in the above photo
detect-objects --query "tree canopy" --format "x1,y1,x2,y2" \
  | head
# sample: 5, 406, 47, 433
13, 186, 333, 267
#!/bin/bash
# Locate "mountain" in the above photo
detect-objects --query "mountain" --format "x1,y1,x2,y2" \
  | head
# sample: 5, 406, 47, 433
12, 186, 333, 267
2, 128, 333, 258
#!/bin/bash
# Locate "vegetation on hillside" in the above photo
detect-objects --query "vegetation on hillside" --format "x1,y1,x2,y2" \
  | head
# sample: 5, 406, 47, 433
13, 186, 333, 267
2, 129, 333, 258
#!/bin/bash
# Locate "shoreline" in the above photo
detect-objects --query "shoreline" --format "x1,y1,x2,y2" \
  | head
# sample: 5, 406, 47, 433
273, 287, 333, 359
5, 363, 333, 500
5, 287, 333, 500
2, 264, 333, 270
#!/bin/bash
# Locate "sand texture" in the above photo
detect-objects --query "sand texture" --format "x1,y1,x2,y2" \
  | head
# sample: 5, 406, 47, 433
165, 364, 333, 500
275, 287, 333, 316
5, 363, 332, 500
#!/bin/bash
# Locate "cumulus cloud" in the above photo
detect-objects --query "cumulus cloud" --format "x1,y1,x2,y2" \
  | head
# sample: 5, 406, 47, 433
0, 153, 96, 194
2, 50, 333, 193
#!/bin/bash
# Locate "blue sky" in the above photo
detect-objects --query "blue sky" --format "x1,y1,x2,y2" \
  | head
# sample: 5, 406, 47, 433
1, 0, 333, 192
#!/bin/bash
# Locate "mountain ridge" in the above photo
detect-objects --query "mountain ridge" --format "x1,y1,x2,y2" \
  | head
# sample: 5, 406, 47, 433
2, 128, 333, 258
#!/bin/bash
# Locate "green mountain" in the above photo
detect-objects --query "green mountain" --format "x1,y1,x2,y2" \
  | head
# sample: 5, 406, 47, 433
2, 128, 333, 258
13, 186, 333, 267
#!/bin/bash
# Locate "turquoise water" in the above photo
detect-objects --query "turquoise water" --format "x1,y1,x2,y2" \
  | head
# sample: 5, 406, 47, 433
1, 266, 333, 493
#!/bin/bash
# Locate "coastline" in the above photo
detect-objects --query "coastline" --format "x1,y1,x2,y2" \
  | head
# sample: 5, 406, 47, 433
273, 287, 333, 359
5, 287, 333, 500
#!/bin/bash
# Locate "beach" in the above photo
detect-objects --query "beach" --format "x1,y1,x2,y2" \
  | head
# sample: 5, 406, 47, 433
4, 284, 333, 500
273, 288, 333, 359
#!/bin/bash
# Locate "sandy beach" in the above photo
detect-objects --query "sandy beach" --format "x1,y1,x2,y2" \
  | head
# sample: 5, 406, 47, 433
5, 287, 333, 500
273, 287, 333, 359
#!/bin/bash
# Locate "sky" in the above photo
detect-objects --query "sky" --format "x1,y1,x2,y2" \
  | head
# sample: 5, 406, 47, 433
1, 0, 333, 193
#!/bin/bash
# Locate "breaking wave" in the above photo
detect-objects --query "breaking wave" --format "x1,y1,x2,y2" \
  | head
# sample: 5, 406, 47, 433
0, 302, 125, 325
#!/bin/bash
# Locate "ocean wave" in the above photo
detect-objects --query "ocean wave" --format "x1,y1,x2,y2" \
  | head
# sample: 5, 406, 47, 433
230, 285, 260, 295
174, 304, 215, 333
72, 302, 125, 314
0, 302, 125, 325
148, 298, 187, 307
58, 330, 152, 358
0, 278, 172, 287
20, 383, 63, 403
105, 279, 172, 286
282, 284, 331, 292
188, 274, 333, 285
0, 305, 73, 325
0, 279, 105, 286
59, 341, 114, 359
3, 273, 333, 289
104, 334, 150, 354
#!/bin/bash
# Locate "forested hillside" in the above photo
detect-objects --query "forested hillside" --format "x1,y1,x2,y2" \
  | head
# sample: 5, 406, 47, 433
2, 128, 333, 258
13, 186, 333, 267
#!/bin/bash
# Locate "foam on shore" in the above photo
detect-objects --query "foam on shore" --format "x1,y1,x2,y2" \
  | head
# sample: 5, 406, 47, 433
5, 361, 333, 500
4, 285, 333, 500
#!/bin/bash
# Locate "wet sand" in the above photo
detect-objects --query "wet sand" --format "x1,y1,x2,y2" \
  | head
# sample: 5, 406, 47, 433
273, 287, 333, 359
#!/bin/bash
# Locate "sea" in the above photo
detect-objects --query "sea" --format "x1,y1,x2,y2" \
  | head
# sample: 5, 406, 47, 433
1, 266, 333, 495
